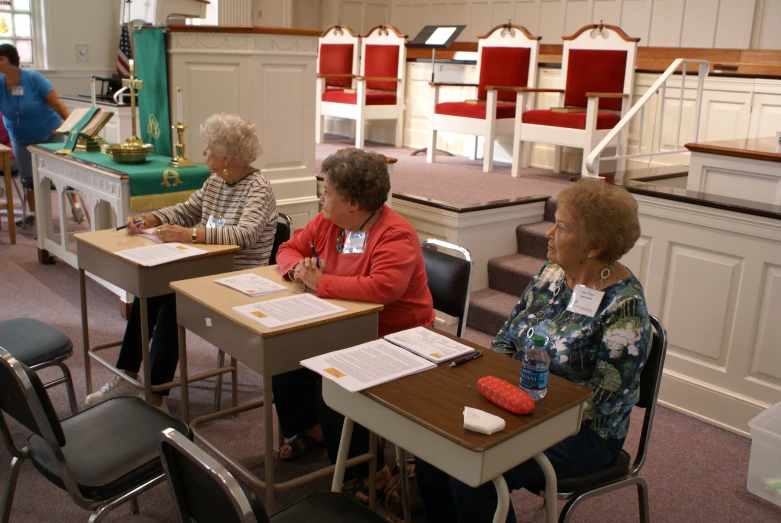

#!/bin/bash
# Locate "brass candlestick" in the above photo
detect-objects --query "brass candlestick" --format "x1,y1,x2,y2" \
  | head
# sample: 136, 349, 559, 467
168, 122, 195, 167
108, 58, 153, 163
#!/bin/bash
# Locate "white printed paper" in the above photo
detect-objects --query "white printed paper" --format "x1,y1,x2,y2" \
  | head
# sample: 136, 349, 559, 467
384, 326, 474, 363
425, 27, 458, 46
215, 273, 287, 297
301, 339, 436, 392
115, 243, 207, 266
233, 293, 347, 329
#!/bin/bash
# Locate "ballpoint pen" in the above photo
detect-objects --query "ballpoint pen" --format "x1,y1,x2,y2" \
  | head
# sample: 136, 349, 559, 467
449, 350, 483, 367
116, 219, 145, 231
309, 241, 321, 268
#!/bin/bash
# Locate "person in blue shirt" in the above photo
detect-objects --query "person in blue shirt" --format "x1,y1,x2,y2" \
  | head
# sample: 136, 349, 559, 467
0, 44, 83, 225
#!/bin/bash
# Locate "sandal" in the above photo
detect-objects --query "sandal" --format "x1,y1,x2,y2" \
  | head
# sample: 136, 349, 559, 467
344, 465, 398, 506
278, 433, 325, 462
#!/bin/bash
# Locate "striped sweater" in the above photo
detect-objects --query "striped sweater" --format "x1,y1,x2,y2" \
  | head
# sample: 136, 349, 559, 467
150, 171, 277, 269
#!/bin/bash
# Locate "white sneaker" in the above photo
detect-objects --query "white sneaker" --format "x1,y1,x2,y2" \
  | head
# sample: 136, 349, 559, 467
85, 375, 142, 406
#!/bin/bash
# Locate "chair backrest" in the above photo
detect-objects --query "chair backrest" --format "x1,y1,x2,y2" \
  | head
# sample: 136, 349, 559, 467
631, 314, 668, 474
360, 24, 407, 93
268, 212, 292, 266
421, 239, 472, 338
318, 24, 360, 90
476, 23, 541, 103
561, 24, 639, 112
159, 428, 269, 523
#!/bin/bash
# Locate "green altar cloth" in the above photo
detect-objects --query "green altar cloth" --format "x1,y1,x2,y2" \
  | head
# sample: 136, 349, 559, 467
37, 143, 211, 211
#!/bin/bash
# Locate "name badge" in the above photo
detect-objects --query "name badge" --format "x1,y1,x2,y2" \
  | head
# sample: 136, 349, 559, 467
206, 213, 225, 228
342, 230, 367, 254
11, 86, 23, 96
566, 285, 605, 317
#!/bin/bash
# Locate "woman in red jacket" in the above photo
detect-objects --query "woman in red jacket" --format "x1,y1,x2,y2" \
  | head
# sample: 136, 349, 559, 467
274, 147, 435, 499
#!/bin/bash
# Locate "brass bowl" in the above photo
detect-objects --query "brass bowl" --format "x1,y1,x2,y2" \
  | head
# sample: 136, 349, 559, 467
107, 142, 154, 164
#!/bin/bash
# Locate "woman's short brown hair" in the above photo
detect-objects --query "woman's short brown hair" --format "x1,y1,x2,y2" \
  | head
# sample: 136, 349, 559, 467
557, 179, 640, 263
321, 148, 390, 212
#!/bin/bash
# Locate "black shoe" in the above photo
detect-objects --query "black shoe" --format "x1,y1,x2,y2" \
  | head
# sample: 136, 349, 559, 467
15, 215, 35, 227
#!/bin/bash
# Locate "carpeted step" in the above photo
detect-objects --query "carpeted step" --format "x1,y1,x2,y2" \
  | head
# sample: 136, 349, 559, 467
488, 253, 548, 297
466, 288, 522, 337
516, 220, 553, 258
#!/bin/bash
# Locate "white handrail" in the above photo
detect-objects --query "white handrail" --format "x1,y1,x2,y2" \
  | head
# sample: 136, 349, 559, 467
585, 58, 710, 177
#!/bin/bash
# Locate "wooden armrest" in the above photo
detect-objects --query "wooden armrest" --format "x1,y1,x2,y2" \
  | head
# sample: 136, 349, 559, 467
713, 63, 739, 72
356, 76, 401, 83
585, 92, 629, 99
484, 85, 521, 92
429, 82, 479, 87
510, 88, 565, 94
317, 73, 357, 79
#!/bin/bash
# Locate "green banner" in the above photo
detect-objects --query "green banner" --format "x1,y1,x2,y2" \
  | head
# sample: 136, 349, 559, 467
62, 107, 99, 151
133, 28, 172, 158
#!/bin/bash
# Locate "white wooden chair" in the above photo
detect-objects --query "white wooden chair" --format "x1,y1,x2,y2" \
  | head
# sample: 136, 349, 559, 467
316, 24, 360, 144
511, 23, 639, 177
319, 24, 407, 149
428, 23, 540, 173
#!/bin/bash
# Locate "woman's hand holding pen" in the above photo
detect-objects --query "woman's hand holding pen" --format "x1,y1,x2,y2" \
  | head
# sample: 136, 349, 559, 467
123, 213, 160, 235
294, 257, 324, 291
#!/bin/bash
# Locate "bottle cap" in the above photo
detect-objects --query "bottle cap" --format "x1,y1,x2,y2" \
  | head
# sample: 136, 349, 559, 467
531, 335, 546, 347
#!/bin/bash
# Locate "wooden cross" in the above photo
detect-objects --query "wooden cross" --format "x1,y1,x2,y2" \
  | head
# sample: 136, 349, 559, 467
122, 58, 144, 142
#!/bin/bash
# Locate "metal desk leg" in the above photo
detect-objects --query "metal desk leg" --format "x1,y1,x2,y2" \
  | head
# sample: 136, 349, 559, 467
139, 298, 153, 403
533, 452, 558, 523
491, 475, 510, 523
332, 417, 355, 492
395, 446, 411, 523
178, 324, 189, 423
2, 152, 15, 244
79, 269, 92, 394
264, 374, 275, 512
368, 431, 377, 510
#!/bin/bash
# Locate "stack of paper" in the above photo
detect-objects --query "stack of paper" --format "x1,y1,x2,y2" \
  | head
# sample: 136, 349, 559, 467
384, 326, 474, 363
233, 293, 347, 328
216, 273, 287, 297
115, 243, 207, 266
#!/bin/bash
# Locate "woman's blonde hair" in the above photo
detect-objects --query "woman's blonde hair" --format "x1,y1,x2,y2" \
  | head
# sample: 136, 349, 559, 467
199, 113, 262, 166
556, 180, 640, 263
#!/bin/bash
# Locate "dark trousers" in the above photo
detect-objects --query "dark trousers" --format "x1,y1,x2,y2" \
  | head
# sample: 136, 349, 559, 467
415, 426, 623, 523
272, 367, 385, 479
115, 294, 179, 396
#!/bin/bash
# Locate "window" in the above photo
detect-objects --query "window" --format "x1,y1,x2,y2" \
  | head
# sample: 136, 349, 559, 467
0, 0, 34, 64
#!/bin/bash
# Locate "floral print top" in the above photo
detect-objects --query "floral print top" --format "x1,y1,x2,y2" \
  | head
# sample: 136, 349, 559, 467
491, 262, 651, 441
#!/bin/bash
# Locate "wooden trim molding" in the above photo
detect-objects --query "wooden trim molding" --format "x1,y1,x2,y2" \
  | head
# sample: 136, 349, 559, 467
321, 24, 358, 38
479, 23, 541, 41
362, 24, 407, 39
168, 24, 322, 37
562, 23, 640, 43
685, 138, 781, 164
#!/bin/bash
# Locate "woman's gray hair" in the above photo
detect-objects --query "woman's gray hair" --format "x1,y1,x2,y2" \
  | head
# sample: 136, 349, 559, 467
557, 179, 640, 263
321, 148, 390, 212
199, 113, 263, 166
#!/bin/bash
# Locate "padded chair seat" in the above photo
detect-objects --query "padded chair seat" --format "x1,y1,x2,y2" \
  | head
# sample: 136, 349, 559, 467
522, 109, 620, 130
27, 397, 190, 501
322, 90, 397, 105
436, 101, 517, 120
271, 492, 387, 523
0, 318, 72, 366
554, 449, 631, 493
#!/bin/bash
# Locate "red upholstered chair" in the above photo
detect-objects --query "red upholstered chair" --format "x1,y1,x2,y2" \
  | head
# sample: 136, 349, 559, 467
316, 24, 360, 144
319, 24, 407, 149
510, 23, 638, 177
428, 24, 540, 173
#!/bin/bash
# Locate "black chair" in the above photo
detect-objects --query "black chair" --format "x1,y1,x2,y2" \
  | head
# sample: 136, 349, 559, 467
0, 346, 191, 523
0, 318, 78, 415
214, 212, 293, 409
421, 238, 473, 338
532, 314, 668, 523
158, 428, 387, 523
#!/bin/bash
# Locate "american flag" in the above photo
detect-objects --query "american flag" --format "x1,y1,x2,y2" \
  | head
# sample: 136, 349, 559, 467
117, 24, 131, 76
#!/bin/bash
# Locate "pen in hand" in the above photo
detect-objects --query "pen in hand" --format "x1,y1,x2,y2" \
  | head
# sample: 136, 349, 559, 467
449, 350, 483, 368
116, 219, 145, 231
309, 241, 321, 269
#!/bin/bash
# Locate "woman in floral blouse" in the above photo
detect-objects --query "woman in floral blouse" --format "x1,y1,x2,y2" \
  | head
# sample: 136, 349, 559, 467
415, 179, 651, 523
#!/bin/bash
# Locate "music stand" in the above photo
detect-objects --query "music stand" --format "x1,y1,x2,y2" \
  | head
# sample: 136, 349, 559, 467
408, 25, 466, 156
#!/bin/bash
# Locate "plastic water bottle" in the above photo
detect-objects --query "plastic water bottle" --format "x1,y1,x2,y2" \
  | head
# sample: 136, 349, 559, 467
520, 335, 550, 400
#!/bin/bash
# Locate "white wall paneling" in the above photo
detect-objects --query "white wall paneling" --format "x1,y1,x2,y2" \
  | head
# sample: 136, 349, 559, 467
625, 194, 781, 435
751, 0, 781, 50
221, 0, 253, 25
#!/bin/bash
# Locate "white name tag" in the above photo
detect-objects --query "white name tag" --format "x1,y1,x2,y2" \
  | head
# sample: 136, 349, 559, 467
566, 284, 604, 317
11, 86, 23, 96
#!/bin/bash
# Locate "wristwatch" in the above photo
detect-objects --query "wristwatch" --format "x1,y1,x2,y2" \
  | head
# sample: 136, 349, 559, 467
190, 228, 197, 243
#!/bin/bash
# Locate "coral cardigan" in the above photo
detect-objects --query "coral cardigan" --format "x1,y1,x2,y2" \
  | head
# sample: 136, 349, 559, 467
276, 205, 435, 337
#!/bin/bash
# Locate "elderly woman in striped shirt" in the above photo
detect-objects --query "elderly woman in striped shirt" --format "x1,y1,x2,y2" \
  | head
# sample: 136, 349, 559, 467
85, 113, 278, 412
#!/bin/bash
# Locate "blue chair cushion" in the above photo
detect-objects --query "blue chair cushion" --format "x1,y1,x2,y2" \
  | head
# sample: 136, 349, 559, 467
0, 318, 73, 367
27, 397, 191, 501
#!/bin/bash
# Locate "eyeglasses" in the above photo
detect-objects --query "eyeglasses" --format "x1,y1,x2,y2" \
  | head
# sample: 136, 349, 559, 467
336, 230, 345, 253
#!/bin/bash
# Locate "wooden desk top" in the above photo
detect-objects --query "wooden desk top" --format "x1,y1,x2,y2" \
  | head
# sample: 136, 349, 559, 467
75, 229, 239, 267
685, 137, 781, 164
364, 330, 592, 452
170, 265, 384, 338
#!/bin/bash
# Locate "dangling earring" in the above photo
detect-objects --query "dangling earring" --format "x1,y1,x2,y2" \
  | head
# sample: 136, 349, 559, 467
222, 168, 229, 176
